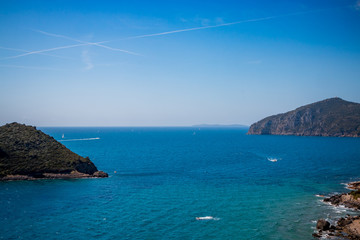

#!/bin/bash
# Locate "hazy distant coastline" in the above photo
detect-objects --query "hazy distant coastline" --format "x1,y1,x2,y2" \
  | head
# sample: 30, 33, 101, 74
192, 124, 248, 128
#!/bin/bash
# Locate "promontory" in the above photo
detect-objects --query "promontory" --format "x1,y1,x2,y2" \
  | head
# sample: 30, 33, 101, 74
0, 122, 108, 180
247, 97, 360, 137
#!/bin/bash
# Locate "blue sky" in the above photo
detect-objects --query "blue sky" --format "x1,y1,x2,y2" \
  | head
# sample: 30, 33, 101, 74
1, 0, 360, 126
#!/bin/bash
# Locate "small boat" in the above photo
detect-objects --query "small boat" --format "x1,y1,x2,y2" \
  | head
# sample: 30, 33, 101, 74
62, 134, 65, 139
267, 157, 277, 162
196, 216, 214, 220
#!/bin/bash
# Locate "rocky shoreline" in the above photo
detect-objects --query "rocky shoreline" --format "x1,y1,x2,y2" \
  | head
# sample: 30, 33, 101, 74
313, 181, 360, 239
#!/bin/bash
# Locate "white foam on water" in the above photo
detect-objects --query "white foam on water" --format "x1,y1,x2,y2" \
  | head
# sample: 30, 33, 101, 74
195, 216, 220, 221
341, 182, 353, 190
320, 233, 330, 239
59, 137, 100, 142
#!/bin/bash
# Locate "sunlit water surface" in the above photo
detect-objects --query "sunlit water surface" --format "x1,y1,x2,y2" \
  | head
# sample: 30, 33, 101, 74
1, 127, 360, 239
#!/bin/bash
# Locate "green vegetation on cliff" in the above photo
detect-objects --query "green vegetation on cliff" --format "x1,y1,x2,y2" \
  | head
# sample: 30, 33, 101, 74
0, 122, 107, 179
247, 97, 360, 137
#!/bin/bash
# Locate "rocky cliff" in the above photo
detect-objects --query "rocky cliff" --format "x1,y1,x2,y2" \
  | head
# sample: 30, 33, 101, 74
0, 122, 108, 180
247, 97, 360, 137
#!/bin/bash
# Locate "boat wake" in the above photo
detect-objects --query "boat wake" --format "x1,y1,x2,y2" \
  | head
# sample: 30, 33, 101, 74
59, 137, 100, 142
196, 216, 220, 221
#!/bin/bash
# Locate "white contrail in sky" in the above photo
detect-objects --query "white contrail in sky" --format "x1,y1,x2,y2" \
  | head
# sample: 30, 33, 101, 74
1, 39, 138, 60
0, 6, 348, 61
122, 16, 276, 40
1, 43, 94, 60
32, 29, 139, 55
0, 64, 64, 70
0, 46, 73, 59
121, 6, 346, 40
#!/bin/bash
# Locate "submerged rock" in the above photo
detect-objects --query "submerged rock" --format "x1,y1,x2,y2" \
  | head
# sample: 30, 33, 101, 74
0, 122, 108, 180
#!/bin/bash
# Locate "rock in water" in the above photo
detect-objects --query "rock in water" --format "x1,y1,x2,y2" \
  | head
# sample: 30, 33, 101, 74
247, 97, 360, 137
0, 122, 108, 180
316, 219, 331, 231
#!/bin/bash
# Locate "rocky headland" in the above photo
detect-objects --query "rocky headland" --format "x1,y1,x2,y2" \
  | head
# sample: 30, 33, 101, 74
323, 191, 360, 210
313, 182, 360, 239
0, 122, 108, 180
248, 97, 360, 137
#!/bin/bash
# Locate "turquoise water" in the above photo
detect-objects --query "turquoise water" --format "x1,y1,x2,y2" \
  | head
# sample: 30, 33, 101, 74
1, 127, 360, 240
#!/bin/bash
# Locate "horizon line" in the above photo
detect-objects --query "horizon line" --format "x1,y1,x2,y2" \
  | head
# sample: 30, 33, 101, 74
37, 125, 250, 128
1, 122, 250, 128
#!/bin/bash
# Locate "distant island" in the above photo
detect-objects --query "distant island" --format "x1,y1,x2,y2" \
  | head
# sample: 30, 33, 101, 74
247, 97, 360, 137
0, 122, 108, 180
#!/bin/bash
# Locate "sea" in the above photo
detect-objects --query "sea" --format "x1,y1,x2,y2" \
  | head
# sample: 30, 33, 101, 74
1, 127, 360, 240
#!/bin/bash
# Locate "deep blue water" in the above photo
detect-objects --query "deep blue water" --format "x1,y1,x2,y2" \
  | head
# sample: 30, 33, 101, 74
1, 127, 360, 240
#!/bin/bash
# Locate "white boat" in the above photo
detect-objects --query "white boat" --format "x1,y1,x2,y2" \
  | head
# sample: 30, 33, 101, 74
196, 216, 214, 220
267, 157, 277, 162
62, 134, 65, 139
